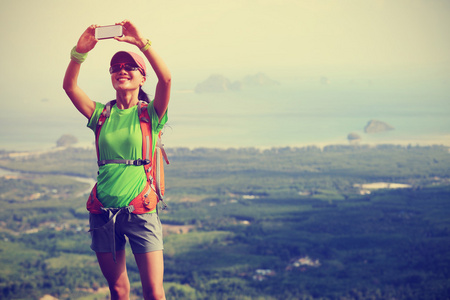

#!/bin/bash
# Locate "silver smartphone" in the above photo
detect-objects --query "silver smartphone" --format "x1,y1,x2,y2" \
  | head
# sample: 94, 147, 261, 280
95, 25, 123, 40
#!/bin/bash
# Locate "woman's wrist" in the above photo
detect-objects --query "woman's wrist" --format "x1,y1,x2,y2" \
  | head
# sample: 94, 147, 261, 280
135, 38, 147, 49
70, 46, 88, 64
139, 39, 152, 52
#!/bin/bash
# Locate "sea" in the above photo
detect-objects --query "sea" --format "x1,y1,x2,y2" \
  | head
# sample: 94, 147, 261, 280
1, 77, 449, 152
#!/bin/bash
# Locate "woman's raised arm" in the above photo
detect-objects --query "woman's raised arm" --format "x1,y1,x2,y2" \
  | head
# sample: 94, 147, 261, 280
115, 20, 171, 120
63, 25, 98, 119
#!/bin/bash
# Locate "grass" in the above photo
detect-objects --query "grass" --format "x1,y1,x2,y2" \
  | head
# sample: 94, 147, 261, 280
164, 230, 233, 257
0, 240, 46, 276
45, 253, 96, 269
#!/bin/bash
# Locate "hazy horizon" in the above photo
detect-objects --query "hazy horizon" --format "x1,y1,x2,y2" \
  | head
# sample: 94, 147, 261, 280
1, 0, 449, 150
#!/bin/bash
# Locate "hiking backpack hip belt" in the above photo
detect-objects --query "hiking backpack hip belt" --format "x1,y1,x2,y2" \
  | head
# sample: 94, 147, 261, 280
87, 181, 157, 215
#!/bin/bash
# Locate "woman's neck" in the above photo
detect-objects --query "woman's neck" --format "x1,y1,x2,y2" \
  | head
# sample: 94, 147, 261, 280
115, 90, 139, 109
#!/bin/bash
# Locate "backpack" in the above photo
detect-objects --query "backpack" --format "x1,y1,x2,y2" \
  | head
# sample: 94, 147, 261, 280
86, 100, 169, 214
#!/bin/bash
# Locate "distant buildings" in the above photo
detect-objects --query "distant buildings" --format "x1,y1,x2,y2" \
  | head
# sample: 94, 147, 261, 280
286, 256, 321, 271
252, 256, 321, 281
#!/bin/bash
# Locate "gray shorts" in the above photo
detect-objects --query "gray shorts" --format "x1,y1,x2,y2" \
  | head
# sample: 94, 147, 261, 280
89, 206, 164, 257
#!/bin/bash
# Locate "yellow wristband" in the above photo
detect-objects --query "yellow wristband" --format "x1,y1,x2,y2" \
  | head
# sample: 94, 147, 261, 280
140, 39, 152, 52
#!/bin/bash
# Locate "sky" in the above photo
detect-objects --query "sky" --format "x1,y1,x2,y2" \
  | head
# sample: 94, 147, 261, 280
0, 0, 449, 147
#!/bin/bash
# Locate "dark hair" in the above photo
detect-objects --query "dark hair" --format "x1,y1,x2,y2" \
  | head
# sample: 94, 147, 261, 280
138, 87, 150, 103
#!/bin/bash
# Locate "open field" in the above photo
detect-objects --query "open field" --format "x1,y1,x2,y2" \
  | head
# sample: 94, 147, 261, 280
1, 144, 449, 299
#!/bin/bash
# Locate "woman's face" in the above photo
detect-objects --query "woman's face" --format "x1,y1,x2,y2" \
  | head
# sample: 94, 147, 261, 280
110, 58, 146, 92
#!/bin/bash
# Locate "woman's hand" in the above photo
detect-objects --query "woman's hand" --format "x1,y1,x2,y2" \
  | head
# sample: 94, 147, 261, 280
75, 25, 98, 53
114, 20, 147, 49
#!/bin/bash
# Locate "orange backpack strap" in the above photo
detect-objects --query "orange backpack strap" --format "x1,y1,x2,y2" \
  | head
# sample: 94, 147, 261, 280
95, 100, 116, 161
137, 101, 152, 164
137, 101, 169, 210
137, 101, 167, 211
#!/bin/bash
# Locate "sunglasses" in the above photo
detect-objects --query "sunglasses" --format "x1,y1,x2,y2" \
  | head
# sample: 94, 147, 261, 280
109, 63, 144, 75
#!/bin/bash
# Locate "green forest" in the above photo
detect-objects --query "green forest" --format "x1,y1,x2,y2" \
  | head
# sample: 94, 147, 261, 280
0, 144, 449, 299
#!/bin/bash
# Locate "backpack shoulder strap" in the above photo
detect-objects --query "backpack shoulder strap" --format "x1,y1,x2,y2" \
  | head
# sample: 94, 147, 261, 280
100, 100, 116, 122
137, 101, 152, 162
95, 100, 116, 160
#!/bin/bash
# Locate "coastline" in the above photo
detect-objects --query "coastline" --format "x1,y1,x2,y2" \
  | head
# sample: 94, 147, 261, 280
164, 132, 450, 150
290, 135, 450, 150
1, 134, 449, 157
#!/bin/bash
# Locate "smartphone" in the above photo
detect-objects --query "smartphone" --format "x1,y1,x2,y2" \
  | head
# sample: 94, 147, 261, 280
95, 25, 123, 40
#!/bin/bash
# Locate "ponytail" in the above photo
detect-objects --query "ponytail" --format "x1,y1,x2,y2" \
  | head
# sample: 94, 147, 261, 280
138, 87, 150, 103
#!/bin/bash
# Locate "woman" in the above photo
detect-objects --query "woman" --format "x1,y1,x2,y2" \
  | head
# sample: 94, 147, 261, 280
63, 20, 171, 300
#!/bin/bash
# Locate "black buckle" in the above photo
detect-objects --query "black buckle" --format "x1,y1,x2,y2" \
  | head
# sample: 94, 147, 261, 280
133, 159, 150, 166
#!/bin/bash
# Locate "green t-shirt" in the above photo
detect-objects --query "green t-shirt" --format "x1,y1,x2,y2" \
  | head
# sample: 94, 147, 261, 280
87, 101, 168, 208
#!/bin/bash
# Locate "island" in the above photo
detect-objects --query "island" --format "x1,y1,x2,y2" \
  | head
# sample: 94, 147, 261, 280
347, 132, 361, 143
194, 74, 241, 93
364, 120, 394, 134
194, 73, 279, 93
